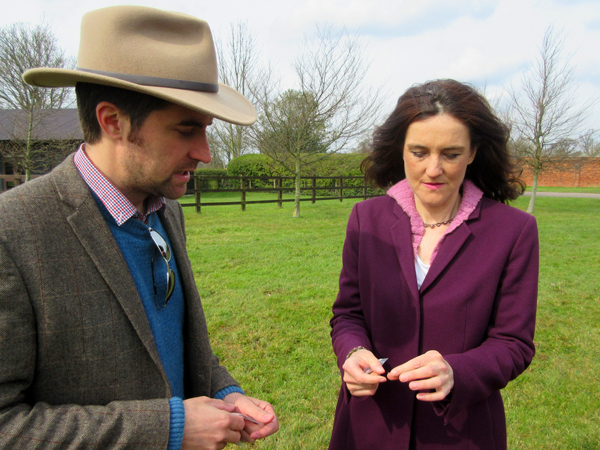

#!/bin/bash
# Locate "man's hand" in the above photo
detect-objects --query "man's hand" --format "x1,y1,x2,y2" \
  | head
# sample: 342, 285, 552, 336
387, 350, 454, 401
181, 396, 245, 450
342, 349, 387, 397
223, 393, 279, 443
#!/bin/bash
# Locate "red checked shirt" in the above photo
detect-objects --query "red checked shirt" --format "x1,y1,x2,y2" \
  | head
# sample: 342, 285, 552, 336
73, 144, 165, 225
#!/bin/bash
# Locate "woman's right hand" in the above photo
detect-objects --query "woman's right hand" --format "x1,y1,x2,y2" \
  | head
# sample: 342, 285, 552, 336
342, 349, 387, 396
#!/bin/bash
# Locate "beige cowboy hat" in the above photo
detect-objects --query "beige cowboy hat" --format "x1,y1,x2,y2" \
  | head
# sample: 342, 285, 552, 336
22, 5, 256, 126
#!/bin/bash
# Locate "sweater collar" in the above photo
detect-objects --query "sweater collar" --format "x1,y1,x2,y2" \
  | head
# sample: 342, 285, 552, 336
387, 178, 483, 260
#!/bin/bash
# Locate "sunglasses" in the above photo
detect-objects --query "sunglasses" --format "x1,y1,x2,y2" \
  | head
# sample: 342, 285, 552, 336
149, 227, 176, 308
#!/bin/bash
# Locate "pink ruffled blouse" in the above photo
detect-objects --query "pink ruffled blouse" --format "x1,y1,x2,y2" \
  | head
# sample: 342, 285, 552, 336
387, 179, 483, 264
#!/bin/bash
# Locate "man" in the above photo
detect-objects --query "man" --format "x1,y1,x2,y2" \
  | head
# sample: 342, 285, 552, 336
0, 5, 278, 449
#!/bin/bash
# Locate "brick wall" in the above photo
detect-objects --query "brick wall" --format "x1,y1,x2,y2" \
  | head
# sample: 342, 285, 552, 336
519, 157, 600, 187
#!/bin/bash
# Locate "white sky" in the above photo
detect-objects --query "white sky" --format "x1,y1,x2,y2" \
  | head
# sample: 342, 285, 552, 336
2, 0, 600, 134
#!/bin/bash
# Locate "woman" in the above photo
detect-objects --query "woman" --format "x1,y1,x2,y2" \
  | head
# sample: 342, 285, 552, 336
329, 79, 538, 450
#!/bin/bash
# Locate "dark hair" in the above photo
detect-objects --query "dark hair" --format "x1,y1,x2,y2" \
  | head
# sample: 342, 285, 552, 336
76, 83, 170, 144
362, 79, 524, 203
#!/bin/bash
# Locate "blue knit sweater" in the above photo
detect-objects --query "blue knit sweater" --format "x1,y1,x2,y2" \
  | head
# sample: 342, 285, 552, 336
95, 199, 186, 448
96, 198, 243, 449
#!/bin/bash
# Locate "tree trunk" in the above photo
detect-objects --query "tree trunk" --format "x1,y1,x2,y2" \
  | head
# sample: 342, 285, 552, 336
293, 159, 301, 218
25, 109, 34, 182
526, 170, 539, 214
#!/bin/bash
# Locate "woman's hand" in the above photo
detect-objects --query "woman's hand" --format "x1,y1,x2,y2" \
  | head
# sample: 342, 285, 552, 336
342, 349, 387, 397
387, 350, 454, 401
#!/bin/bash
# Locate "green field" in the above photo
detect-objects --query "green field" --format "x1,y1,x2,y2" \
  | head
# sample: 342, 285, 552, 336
526, 186, 600, 194
182, 193, 600, 449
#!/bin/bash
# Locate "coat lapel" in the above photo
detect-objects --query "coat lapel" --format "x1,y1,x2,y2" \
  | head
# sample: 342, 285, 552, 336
419, 202, 482, 292
160, 205, 195, 302
51, 156, 163, 372
390, 203, 421, 303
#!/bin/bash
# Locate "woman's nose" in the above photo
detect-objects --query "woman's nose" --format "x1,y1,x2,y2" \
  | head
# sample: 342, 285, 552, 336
426, 156, 443, 177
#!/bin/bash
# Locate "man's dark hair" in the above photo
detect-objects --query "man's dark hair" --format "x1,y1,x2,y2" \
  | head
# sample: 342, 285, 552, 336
76, 83, 170, 144
362, 79, 524, 203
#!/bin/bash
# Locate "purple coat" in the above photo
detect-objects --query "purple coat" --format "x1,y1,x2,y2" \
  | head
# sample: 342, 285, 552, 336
329, 195, 538, 450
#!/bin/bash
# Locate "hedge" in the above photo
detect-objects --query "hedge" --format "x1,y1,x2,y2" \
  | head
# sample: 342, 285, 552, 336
189, 153, 381, 197
191, 168, 229, 190
227, 153, 366, 178
226, 154, 291, 189
222, 152, 376, 196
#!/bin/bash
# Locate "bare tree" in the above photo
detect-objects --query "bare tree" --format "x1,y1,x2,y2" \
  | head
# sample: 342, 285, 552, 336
0, 21, 74, 180
208, 22, 266, 167
508, 26, 595, 213
252, 25, 383, 217
579, 130, 600, 157
253, 89, 328, 215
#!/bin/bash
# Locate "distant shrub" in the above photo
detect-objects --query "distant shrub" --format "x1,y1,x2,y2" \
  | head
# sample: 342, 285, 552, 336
227, 154, 278, 177
304, 153, 368, 196
191, 168, 229, 190
227, 154, 290, 189
213, 153, 381, 197
306, 153, 365, 177
195, 168, 228, 177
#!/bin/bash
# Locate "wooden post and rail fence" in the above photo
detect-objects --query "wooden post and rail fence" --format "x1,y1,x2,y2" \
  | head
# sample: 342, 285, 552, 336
181, 174, 384, 213
0, 173, 384, 211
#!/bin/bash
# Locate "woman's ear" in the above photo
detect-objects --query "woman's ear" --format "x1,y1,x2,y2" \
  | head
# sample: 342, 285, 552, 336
95, 102, 129, 141
468, 145, 478, 164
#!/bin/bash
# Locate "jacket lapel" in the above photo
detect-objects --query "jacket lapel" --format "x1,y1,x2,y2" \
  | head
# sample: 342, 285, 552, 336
419, 201, 482, 292
51, 155, 164, 372
390, 203, 421, 303
160, 205, 195, 301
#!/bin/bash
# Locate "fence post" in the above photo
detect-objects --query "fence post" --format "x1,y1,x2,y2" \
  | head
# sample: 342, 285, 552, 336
363, 180, 367, 200
194, 175, 201, 214
339, 176, 343, 202
311, 177, 316, 204
277, 177, 283, 208
240, 176, 246, 212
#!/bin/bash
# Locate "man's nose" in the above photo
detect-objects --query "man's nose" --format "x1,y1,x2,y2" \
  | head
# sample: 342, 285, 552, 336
190, 134, 211, 164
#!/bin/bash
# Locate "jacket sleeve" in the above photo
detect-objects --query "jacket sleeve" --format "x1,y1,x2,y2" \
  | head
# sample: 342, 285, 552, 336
0, 237, 173, 449
440, 214, 539, 420
330, 204, 373, 371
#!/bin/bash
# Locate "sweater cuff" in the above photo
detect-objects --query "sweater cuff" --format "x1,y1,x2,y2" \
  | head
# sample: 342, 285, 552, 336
214, 385, 245, 400
168, 397, 185, 450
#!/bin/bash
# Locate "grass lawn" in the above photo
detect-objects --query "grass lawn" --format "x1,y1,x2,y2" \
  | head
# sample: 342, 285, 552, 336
181, 194, 600, 449
527, 186, 600, 194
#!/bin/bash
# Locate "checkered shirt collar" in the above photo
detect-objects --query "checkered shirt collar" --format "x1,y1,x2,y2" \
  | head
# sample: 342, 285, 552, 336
74, 145, 165, 225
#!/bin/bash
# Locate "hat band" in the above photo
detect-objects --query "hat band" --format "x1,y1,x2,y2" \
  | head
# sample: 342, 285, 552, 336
76, 67, 219, 93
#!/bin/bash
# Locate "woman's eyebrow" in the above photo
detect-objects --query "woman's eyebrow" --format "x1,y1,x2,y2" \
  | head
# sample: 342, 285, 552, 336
406, 143, 466, 150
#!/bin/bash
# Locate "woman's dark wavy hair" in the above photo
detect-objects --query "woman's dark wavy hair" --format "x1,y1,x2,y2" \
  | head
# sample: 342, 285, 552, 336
362, 79, 524, 203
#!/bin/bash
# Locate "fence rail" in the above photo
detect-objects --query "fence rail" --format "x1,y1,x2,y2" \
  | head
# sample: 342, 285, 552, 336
182, 175, 384, 212
1, 174, 385, 210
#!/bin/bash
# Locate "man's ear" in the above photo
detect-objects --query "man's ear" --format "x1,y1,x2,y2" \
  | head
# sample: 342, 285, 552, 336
96, 102, 129, 141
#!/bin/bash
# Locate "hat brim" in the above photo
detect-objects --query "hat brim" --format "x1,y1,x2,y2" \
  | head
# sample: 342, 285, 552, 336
23, 68, 256, 126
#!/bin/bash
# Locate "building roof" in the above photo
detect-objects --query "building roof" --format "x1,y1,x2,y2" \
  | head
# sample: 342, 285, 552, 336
0, 109, 83, 141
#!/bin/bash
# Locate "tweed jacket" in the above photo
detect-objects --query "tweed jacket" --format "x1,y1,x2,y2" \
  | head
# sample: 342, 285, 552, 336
329, 195, 539, 450
0, 155, 238, 449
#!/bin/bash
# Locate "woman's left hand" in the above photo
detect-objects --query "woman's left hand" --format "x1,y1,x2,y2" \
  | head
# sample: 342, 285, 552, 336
387, 350, 454, 402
